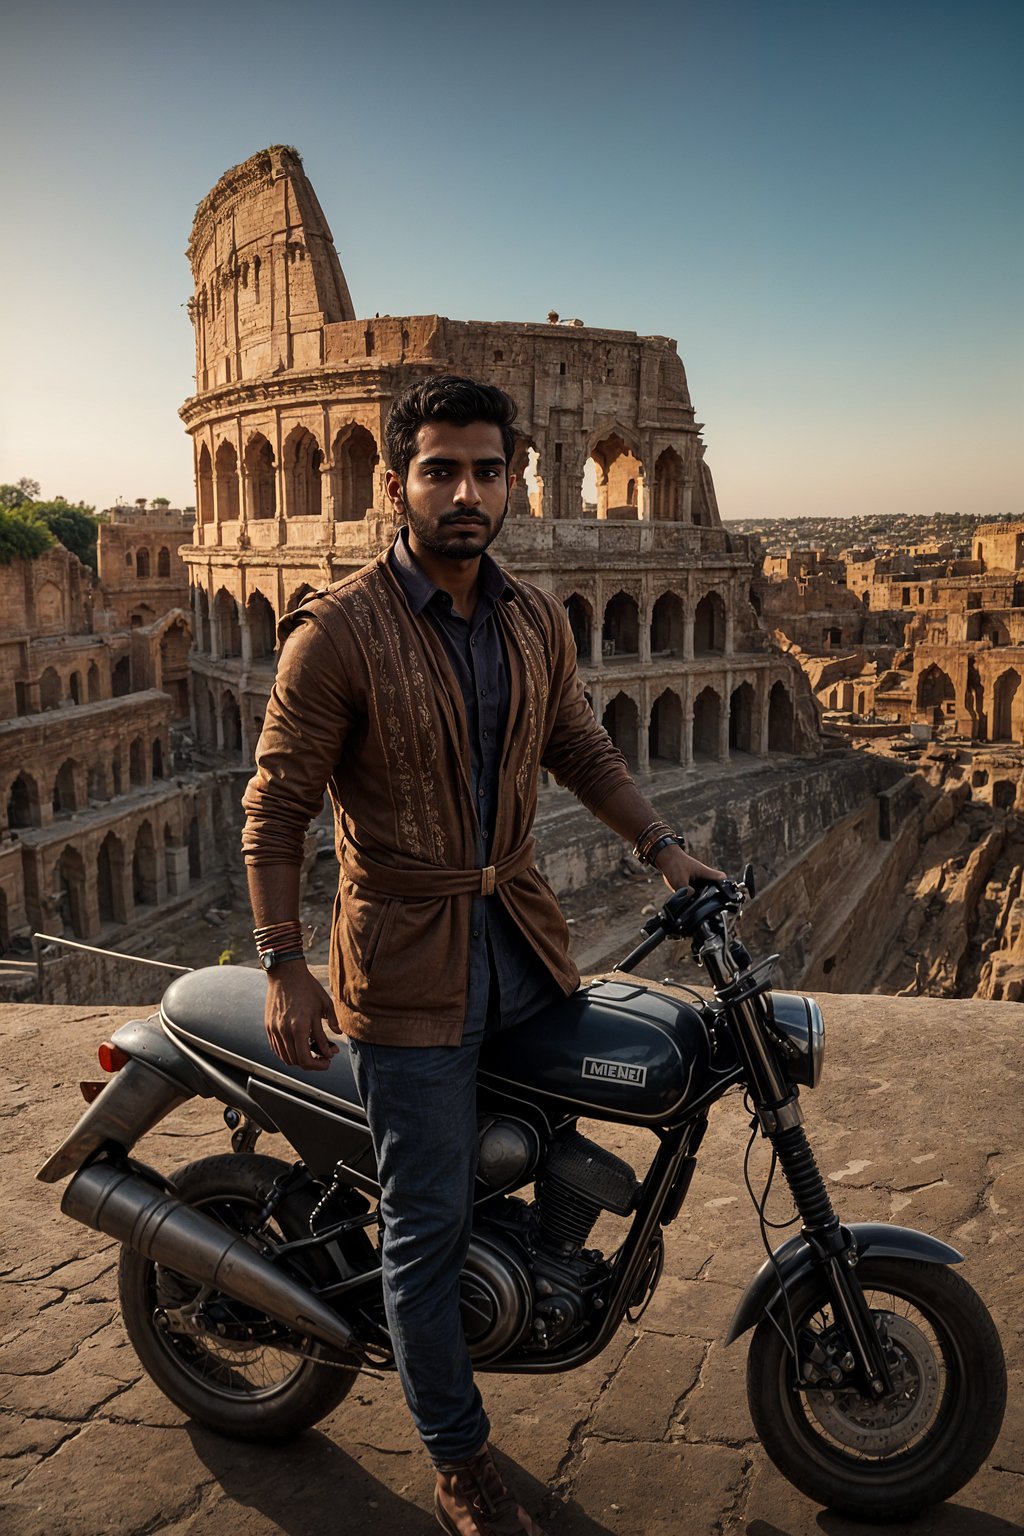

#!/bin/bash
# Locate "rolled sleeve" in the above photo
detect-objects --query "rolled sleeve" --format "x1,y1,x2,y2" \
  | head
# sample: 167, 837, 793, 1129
241, 613, 354, 865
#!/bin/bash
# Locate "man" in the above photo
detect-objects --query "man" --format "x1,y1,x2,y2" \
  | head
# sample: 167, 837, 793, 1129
242, 376, 723, 1536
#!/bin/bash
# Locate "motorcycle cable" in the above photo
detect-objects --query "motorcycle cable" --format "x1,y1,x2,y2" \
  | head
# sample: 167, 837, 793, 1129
742, 1112, 802, 1372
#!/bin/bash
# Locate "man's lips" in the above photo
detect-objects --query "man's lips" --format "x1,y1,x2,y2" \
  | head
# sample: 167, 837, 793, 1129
442, 516, 486, 530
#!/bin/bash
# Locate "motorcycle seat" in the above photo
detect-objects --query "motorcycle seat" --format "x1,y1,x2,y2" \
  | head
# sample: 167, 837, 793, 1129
159, 965, 366, 1119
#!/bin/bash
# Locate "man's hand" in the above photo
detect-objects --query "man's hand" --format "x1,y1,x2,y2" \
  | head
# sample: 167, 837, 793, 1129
264, 961, 343, 1073
654, 843, 726, 895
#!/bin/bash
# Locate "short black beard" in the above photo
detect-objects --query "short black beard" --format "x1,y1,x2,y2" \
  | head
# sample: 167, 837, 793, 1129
403, 491, 509, 561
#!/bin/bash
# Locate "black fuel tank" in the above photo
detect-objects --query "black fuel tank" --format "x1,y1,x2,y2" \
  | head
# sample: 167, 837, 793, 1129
478, 980, 712, 1126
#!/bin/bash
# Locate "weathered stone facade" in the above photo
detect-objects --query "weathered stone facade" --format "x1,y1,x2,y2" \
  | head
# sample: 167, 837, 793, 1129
0, 512, 236, 963
180, 147, 819, 779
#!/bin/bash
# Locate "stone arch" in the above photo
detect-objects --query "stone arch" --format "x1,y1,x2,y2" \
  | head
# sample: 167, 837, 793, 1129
653, 448, 683, 521
768, 681, 795, 752
283, 425, 323, 518
40, 667, 62, 709
129, 736, 146, 787
993, 780, 1016, 810
694, 592, 726, 655
7, 771, 41, 830
157, 546, 171, 578
136, 547, 151, 579
693, 686, 721, 759
651, 591, 685, 656
87, 661, 101, 702
52, 758, 80, 816
602, 691, 639, 767
563, 593, 593, 659
69, 670, 82, 705
35, 580, 64, 634
112, 656, 131, 696
197, 444, 214, 525
87, 762, 108, 801
992, 670, 1022, 742
245, 433, 276, 520
215, 440, 240, 521
132, 822, 159, 907
917, 665, 955, 709
602, 591, 640, 658
131, 603, 156, 628
159, 616, 191, 716
331, 424, 378, 521
510, 436, 541, 518
213, 588, 242, 657
97, 832, 127, 925
586, 433, 643, 520
56, 845, 88, 938
649, 688, 683, 762
729, 682, 756, 753
247, 591, 277, 660
221, 690, 242, 753
152, 739, 164, 778
194, 586, 211, 652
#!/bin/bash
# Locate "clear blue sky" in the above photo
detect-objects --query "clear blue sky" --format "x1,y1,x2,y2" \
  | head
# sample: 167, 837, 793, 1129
1, 0, 1021, 520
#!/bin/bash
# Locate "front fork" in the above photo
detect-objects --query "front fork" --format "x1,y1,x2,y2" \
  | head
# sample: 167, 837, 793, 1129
701, 932, 894, 1398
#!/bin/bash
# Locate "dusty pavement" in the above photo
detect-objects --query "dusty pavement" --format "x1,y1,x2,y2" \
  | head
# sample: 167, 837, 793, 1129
1, 990, 1021, 1536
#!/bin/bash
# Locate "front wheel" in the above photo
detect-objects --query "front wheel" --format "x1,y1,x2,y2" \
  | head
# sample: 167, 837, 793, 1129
747, 1256, 1006, 1522
118, 1154, 359, 1441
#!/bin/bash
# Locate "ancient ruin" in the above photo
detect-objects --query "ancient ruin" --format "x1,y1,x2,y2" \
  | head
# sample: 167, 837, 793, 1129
179, 146, 819, 782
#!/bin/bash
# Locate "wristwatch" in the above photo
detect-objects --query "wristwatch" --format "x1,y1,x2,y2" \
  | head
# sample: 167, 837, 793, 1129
646, 833, 686, 865
259, 947, 305, 972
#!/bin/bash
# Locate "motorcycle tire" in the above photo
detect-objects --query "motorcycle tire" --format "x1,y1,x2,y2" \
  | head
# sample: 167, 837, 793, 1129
118, 1153, 360, 1442
746, 1255, 1006, 1522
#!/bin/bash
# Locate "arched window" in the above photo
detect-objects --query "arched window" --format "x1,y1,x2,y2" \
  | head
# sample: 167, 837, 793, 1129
246, 592, 277, 661
602, 692, 639, 766
245, 434, 276, 520
653, 448, 683, 521
57, 846, 88, 938
284, 426, 324, 518
133, 822, 158, 907
197, 445, 214, 524
331, 425, 379, 521
97, 832, 127, 925
112, 656, 131, 696
917, 666, 955, 709
40, 667, 62, 708
585, 434, 643, 520
213, 589, 242, 657
136, 547, 150, 578
563, 594, 593, 659
693, 592, 726, 655
157, 547, 171, 577
649, 689, 682, 762
651, 592, 685, 656
87, 662, 101, 702
692, 687, 722, 759
729, 682, 755, 754
768, 682, 795, 752
992, 671, 1022, 742
69, 671, 82, 705
602, 592, 639, 658
215, 440, 240, 521
129, 737, 146, 787
7, 772, 41, 830
52, 759, 80, 816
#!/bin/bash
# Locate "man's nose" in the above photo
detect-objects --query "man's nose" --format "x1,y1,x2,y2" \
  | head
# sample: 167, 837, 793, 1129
453, 474, 482, 508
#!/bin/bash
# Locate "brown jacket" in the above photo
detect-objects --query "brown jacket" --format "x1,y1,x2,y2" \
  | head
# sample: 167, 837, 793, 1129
241, 547, 632, 1044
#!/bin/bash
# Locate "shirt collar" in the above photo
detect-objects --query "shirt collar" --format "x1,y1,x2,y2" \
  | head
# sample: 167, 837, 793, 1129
389, 526, 513, 616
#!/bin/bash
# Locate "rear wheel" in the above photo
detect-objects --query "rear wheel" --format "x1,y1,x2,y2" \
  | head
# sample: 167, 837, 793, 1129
747, 1256, 1006, 1522
118, 1154, 359, 1441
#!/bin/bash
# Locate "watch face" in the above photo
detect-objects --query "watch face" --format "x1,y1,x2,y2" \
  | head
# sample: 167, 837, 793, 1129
260, 951, 274, 971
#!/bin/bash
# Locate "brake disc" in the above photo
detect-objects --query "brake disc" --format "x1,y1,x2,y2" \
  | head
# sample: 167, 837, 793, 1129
804, 1311, 941, 1455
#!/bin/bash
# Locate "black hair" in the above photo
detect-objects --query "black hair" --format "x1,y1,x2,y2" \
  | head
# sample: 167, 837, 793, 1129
384, 375, 519, 483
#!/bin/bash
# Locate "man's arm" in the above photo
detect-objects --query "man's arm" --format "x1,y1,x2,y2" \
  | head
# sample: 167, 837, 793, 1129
242, 612, 354, 1072
586, 781, 725, 892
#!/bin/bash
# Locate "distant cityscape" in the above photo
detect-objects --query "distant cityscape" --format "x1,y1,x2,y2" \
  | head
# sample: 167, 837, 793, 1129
723, 511, 1002, 558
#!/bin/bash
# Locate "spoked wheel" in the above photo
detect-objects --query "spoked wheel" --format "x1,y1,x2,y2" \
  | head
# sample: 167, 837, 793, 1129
747, 1256, 1006, 1522
118, 1155, 359, 1441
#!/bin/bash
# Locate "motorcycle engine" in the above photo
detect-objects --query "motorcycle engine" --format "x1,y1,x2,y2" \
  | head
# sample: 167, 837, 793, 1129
462, 1125, 640, 1358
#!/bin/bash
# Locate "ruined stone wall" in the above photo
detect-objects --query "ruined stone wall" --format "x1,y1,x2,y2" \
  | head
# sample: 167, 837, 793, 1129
976, 521, 1024, 573
97, 510, 192, 629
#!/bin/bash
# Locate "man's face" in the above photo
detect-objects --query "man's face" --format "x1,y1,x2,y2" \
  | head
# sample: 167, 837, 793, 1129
386, 420, 514, 561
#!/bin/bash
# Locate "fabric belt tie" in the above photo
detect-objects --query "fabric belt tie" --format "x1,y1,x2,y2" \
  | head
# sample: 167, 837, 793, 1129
339, 838, 535, 900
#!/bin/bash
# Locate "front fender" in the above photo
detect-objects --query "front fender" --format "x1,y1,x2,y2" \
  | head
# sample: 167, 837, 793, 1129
724, 1223, 964, 1346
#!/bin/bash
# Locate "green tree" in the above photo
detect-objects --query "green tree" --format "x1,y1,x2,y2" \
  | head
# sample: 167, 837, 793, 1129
25, 500, 101, 571
0, 478, 41, 510
150, 496, 170, 508
0, 508, 54, 564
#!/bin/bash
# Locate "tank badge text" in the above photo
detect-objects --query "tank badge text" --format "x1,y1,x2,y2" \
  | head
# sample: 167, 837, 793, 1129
582, 1057, 647, 1087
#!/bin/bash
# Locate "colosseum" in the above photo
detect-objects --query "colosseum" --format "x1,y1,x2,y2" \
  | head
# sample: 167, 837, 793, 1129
179, 145, 820, 789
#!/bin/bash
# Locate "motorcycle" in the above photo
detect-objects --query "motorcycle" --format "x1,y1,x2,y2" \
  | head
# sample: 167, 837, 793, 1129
38, 869, 1006, 1523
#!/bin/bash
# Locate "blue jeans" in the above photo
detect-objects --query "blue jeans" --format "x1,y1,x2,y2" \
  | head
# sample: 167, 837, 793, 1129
348, 1036, 489, 1466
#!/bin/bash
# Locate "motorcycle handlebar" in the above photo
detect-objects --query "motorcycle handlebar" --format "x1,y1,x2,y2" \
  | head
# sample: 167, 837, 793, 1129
615, 866, 753, 974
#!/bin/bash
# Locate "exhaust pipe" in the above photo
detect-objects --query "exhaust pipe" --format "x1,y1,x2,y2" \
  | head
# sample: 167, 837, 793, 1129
62, 1162, 358, 1357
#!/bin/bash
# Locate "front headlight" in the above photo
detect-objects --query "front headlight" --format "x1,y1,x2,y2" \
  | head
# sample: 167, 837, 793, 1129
766, 991, 825, 1088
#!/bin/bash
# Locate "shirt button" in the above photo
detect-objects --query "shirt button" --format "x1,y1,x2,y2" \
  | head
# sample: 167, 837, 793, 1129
482, 729, 489, 739
471, 637, 476, 647
478, 786, 485, 798
480, 688, 487, 697
472, 929, 480, 939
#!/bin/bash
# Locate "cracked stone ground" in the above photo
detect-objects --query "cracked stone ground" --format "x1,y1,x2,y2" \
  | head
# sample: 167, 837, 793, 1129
1, 994, 1021, 1535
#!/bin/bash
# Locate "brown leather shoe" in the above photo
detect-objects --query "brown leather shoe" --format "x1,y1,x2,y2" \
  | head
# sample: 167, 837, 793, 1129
433, 1443, 547, 1535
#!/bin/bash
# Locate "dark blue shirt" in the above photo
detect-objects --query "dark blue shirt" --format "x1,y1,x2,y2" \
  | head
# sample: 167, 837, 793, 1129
389, 529, 562, 1041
